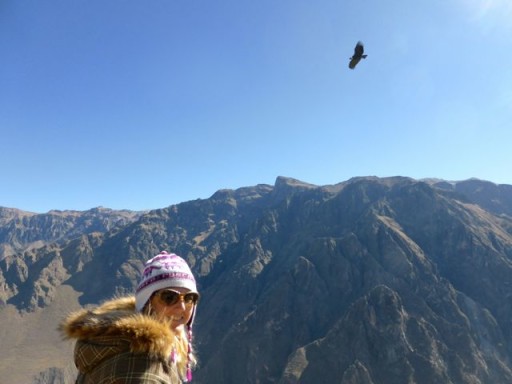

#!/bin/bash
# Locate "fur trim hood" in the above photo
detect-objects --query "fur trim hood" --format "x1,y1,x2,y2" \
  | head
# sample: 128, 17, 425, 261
59, 296, 175, 374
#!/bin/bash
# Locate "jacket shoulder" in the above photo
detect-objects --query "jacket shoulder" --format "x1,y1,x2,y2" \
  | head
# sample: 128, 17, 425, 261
59, 296, 175, 358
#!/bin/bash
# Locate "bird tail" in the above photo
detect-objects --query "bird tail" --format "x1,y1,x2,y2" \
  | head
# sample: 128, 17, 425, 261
362, 55, 368, 59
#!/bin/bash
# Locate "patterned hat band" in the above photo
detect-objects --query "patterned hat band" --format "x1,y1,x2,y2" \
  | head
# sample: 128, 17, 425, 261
136, 272, 196, 293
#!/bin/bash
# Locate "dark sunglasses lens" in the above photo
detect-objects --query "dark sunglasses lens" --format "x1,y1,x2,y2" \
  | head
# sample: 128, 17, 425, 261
159, 290, 180, 305
184, 293, 199, 304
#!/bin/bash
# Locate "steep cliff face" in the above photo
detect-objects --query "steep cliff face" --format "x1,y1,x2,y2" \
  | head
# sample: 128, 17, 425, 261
2, 176, 512, 384
194, 178, 512, 383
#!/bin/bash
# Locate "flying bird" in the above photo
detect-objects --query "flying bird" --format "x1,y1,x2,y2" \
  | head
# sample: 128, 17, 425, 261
349, 41, 367, 69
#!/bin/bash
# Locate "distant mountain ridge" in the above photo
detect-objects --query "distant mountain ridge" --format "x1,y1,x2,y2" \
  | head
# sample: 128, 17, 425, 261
0, 207, 142, 307
426, 178, 512, 217
1, 176, 512, 384
0, 206, 142, 256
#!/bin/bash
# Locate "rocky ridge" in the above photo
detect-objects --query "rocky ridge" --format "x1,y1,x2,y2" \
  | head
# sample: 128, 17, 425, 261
1, 176, 512, 384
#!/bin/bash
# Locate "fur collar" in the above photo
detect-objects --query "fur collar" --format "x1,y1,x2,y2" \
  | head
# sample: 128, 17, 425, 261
60, 296, 174, 360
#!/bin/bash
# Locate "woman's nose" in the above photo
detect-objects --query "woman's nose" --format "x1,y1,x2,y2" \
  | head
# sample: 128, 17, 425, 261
174, 299, 187, 310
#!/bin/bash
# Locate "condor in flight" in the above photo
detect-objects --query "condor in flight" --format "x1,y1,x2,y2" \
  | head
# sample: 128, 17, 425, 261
349, 41, 367, 69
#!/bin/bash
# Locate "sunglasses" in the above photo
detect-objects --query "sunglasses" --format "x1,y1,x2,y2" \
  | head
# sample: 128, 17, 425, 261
155, 289, 200, 307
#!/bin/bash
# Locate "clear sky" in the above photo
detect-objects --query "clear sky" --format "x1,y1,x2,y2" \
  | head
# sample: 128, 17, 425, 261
1, 0, 511, 213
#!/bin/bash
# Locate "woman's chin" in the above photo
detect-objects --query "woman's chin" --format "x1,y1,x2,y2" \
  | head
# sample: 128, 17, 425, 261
170, 318, 186, 329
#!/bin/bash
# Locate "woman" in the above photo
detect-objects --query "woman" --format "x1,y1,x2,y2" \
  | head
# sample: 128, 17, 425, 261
60, 251, 199, 383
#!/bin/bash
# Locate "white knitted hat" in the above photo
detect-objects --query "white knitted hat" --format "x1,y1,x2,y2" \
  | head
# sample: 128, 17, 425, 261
135, 251, 197, 312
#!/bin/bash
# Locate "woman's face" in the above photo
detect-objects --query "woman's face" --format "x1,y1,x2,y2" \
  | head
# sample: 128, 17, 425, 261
150, 287, 198, 329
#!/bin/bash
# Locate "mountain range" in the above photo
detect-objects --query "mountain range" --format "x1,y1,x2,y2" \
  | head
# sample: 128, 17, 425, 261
1, 176, 512, 383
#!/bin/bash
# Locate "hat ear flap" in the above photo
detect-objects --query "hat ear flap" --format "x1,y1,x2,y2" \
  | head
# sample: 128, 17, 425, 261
187, 304, 197, 327
186, 324, 193, 381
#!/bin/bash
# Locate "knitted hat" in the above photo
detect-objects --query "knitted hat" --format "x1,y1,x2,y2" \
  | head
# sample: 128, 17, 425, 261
135, 251, 198, 313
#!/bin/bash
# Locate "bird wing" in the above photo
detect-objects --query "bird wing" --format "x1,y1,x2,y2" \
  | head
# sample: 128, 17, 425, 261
348, 56, 361, 69
354, 41, 364, 57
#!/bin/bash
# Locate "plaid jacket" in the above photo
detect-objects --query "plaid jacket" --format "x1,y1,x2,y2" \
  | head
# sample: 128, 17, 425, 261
60, 296, 183, 383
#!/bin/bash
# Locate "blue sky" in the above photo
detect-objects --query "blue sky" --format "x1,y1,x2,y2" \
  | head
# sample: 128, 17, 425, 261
1, 0, 511, 213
